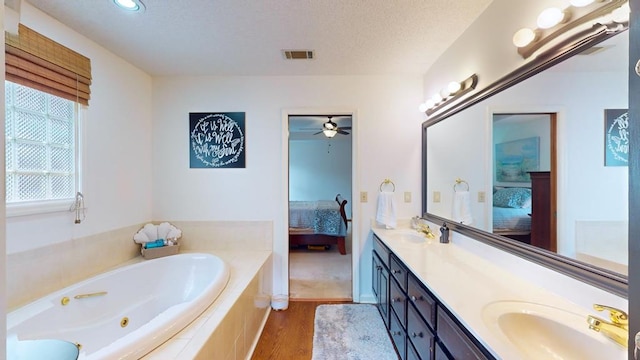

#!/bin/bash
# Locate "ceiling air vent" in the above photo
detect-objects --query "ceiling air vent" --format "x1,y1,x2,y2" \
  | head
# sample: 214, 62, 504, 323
283, 50, 314, 60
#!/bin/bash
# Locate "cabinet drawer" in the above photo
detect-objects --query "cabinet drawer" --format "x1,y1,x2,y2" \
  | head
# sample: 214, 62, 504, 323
408, 273, 436, 331
407, 340, 420, 360
407, 301, 435, 360
374, 235, 390, 268
437, 306, 492, 360
390, 308, 407, 360
435, 340, 451, 360
390, 253, 408, 291
390, 276, 407, 329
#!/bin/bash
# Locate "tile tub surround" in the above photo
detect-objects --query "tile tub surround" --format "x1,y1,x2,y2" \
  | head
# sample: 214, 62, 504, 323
372, 227, 627, 359
7, 224, 142, 310
142, 250, 273, 360
7, 220, 273, 309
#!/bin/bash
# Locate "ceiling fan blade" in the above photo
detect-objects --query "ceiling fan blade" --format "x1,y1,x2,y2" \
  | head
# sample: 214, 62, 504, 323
339, 126, 352, 130
337, 129, 350, 135
313, 131, 323, 135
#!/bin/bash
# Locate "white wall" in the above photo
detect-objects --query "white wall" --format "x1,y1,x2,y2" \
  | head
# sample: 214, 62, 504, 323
6, 3, 153, 253
289, 138, 353, 217
151, 75, 424, 298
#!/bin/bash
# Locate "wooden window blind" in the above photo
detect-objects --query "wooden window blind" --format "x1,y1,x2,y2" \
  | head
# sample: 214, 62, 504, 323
5, 24, 92, 105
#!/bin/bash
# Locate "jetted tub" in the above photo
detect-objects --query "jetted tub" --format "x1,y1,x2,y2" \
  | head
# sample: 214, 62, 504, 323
7, 252, 230, 359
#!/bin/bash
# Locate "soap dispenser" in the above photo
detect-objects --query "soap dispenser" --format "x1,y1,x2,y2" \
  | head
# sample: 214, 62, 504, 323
439, 222, 450, 244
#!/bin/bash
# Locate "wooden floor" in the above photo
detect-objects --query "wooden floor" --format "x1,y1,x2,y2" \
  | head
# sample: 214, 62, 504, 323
251, 300, 350, 360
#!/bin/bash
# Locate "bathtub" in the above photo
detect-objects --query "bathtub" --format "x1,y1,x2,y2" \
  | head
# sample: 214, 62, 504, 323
7, 252, 230, 359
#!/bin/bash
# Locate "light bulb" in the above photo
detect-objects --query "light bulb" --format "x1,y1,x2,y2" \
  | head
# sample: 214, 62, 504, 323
537, 8, 566, 29
323, 129, 337, 138
419, 103, 428, 113
425, 99, 436, 109
447, 81, 462, 95
513, 28, 537, 48
440, 87, 450, 99
612, 3, 630, 23
569, 0, 595, 7
431, 93, 443, 104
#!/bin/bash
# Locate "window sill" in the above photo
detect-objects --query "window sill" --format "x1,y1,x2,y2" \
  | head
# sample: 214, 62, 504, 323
6, 199, 74, 218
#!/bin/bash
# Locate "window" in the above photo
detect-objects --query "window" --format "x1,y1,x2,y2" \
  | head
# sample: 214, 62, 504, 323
5, 81, 77, 204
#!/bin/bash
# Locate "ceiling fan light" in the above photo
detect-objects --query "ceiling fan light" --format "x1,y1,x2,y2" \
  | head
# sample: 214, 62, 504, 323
323, 129, 337, 138
324, 121, 336, 130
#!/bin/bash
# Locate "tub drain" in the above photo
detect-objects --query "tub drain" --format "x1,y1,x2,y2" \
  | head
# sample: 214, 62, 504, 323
121, 317, 129, 328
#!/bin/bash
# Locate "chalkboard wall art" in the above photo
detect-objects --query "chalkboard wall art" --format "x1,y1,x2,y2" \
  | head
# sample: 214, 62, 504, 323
189, 112, 246, 168
604, 108, 629, 167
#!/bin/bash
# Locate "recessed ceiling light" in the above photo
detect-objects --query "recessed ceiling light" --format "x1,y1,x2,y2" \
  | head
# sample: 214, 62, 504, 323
113, 0, 145, 12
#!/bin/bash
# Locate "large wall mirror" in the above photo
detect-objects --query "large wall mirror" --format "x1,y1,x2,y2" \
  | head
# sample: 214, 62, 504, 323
422, 27, 628, 296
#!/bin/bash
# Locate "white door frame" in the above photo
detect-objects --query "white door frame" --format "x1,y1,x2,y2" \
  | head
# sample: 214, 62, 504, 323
281, 108, 360, 302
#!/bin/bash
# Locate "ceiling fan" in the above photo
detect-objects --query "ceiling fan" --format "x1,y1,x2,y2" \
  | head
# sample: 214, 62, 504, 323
313, 116, 351, 138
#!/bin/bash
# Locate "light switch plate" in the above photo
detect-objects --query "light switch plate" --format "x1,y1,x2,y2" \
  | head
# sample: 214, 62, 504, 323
478, 191, 486, 203
433, 191, 441, 203
360, 191, 368, 203
404, 191, 411, 203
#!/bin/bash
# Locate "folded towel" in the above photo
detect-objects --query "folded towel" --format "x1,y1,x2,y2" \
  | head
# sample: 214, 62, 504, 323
452, 191, 473, 225
376, 191, 397, 229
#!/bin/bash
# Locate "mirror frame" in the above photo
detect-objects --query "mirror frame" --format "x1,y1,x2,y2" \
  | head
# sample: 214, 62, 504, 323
421, 24, 629, 297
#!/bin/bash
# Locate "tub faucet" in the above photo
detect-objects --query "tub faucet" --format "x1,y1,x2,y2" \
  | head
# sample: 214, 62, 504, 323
587, 304, 628, 348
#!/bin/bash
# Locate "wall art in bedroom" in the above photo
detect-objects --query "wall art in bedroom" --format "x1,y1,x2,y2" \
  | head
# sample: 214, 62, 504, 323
495, 137, 540, 183
604, 108, 628, 167
189, 112, 246, 168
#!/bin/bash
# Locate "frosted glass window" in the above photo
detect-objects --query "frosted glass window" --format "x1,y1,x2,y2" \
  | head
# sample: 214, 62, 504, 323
5, 81, 77, 203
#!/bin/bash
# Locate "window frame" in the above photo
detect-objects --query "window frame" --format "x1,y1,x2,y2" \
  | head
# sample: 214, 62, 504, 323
5, 82, 83, 217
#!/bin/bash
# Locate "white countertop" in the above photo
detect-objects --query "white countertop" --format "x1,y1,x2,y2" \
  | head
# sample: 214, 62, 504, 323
372, 226, 626, 359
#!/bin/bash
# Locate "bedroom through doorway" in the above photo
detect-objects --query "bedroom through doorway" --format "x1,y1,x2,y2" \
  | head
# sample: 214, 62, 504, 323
287, 114, 353, 300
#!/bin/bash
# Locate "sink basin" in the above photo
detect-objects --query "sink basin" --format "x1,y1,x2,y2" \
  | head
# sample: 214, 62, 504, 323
482, 301, 625, 360
390, 230, 432, 245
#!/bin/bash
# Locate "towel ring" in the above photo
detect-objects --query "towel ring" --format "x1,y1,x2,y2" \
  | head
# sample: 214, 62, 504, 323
379, 179, 396, 192
453, 178, 469, 192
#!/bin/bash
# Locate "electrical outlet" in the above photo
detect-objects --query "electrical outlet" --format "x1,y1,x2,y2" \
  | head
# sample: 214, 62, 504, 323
433, 191, 441, 203
404, 191, 411, 203
360, 191, 368, 203
478, 191, 486, 203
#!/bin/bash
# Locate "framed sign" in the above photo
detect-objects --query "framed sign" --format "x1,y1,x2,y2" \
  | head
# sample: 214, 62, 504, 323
604, 108, 628, 167
189, 112, 246, 168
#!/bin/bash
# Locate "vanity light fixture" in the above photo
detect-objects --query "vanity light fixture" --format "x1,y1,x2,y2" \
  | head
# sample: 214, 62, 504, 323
513, 0, 627, 59
419, 74, 478, 116
537, 7, 569, 29
113, 0, 145, 12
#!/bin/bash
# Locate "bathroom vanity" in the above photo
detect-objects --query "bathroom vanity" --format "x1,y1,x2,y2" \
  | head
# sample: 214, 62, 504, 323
371, 227, 626, 360
373, 234, 493, 359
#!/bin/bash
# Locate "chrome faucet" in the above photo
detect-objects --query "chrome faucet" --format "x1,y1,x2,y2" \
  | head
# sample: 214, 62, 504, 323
587, 304, 628, 348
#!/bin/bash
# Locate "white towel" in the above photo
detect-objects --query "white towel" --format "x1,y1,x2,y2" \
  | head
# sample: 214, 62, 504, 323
452, 191, 473, 225
376, 191, 397, 229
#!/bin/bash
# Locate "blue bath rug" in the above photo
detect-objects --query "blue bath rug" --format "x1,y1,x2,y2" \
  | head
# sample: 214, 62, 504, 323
312, 304, 398, 360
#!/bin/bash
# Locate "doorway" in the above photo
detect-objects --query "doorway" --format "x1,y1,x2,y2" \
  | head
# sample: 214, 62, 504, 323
287, 114, 353, 300
491, 112, 557, 252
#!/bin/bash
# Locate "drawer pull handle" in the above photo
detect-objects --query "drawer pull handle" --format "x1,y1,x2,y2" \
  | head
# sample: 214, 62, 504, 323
376, 265, 382, 270
391, 297, 402, 303
411, 332, 424, 338
410, 295, 424, 302
392, 269, 402, 274
392, 331, 402, 336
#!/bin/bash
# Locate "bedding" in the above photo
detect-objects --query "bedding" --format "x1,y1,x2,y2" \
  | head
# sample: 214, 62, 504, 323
492, 186, 532, 243
289, 200, 347, 237
288, 194, 349, 255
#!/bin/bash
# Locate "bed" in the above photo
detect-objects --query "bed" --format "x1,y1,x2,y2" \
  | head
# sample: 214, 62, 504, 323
492, 187, 532, 244
289, 194, 348, 255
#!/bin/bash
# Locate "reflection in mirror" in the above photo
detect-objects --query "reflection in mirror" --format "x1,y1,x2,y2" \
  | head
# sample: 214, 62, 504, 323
425, 30, 628, 277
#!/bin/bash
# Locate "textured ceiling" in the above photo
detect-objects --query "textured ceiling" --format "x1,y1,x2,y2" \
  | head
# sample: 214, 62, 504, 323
23, 0, 493, 77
